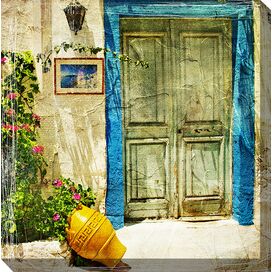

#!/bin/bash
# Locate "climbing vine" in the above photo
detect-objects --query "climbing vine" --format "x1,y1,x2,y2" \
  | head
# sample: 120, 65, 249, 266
36, 41, 149, 73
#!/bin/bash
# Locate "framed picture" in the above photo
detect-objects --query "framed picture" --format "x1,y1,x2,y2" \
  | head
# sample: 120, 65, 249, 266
54, 58, 104, 95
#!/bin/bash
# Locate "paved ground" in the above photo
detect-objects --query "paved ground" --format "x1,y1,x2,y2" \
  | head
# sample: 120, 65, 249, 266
116, 219, 262, 271
117, 219, 260, 259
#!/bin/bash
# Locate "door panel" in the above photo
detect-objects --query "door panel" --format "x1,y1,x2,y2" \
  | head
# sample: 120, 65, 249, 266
182, 33, 222, 122
125, 35, 166, 124
181, 136, 225, 216
130, 142, 166, 199
185, 140, 222, 197
173, 19, 232, 217
121, 18, 232, 220
125, 139, 169, 218
122, 19, 171, 219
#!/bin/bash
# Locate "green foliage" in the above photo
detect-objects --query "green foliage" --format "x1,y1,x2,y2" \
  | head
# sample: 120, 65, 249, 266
1, 51, 48, 243
36, 42, 149, 72
35, 177, 96, 242
1, 177, 96, 243
1, 183, 48, 242
1, 51, 47, 187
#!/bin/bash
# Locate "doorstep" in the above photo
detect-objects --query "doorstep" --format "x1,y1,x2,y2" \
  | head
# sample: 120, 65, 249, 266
117, 219, 260, 259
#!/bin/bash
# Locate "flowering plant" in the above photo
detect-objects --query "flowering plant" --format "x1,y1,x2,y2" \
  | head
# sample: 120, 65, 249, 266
1, 51, 47, 189
35, 177, 96, 241
1, 51, 48, 243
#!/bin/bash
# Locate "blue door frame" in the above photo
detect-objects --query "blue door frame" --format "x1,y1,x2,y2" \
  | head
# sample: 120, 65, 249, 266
104, 0, 255, 229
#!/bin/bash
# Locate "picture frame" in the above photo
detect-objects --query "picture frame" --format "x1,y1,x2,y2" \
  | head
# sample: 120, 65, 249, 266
54, 58, 104, 95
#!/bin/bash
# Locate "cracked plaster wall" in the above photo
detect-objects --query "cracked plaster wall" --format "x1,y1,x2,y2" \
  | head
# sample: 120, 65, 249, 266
253, 0, 271, 263
1, 0, 107, 211
1, 0, 42, 54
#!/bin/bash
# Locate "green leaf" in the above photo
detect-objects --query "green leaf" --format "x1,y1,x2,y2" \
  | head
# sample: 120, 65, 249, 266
4, 220, 17, 234
47, 59, 52, 67
41, 168, 47, 177
54, 46, 61, 54
27, 92, 34, 99
63, 44, 69, 52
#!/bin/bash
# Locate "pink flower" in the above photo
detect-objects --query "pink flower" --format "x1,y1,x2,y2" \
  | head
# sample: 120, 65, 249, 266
52, 213, 60, 222
21, 124, 31, 132
2, 124, 19, 132
1, 57, 8, 64
5, 109, 15, 116
32, 145, 44, 154
52, 179, 63, 187
32, 113, 41, 121
73, 193, 81, 201
7, 93, 17, 100
10, 125, 19, 132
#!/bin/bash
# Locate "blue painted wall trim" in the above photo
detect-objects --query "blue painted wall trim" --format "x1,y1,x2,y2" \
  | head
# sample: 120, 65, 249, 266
104, 0, 254, 229
232, 13, 255, 225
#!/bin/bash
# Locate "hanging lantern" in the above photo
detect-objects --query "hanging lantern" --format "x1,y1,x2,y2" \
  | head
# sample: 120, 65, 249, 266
64, 1, 87, 35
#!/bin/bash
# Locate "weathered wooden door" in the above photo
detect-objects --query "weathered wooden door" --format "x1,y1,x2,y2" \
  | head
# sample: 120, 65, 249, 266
121, 18, 232, 220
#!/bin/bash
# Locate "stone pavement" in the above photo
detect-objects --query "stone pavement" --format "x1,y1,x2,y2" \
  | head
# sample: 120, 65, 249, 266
116, 219, 265, 271
117, 219, 260, 259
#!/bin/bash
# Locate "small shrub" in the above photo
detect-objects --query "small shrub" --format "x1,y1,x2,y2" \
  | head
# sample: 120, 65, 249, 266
36, 177, 96, 241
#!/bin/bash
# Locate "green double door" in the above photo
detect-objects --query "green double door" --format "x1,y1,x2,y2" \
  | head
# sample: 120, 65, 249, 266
121, 18, 232, 220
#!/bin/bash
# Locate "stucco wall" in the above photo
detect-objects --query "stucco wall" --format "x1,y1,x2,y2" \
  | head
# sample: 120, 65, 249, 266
1, 0, 107, 211
40, 0, 106, 210
253, 0, 271, 264
1, 0, 42, 54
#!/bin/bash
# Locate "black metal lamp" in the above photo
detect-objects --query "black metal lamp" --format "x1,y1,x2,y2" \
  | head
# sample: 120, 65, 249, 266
64, 1, 87, 35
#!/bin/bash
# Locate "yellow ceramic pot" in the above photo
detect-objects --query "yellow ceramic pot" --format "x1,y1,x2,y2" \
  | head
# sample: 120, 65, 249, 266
66, 205, 126, 267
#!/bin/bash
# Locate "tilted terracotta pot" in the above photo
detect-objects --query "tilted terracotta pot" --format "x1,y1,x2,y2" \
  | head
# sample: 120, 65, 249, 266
66, 205, 126, 267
